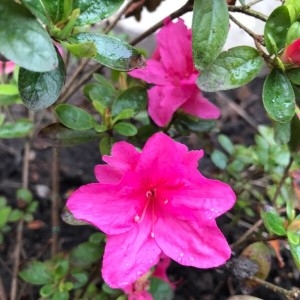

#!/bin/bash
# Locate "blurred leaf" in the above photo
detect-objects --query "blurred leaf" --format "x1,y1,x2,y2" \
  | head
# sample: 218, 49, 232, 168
0, 207, 12, 228
0, 94, 22, 106
52, 291, 69, 300
99, 135, 113, 155
150, 277, 173, 300
264, 6, 291, 55
8, 209, 23, 222
0, 84, 19, 96
69, 33, 145, 71
37, 0, 65, 23
197, 46, 264, 92
113, 122, 137, 136
21, 0, 50, 25
61, 41, 97, 58
20, 261, 53, 285
84, 82, 117, 106
286, 21, 300, 45
261, 206, 286, 236
89, 232, 105, 244
0, 119, 33, 138
192, 0, 229, 70
71, 272, 88, 289
112, 109, 134, 124
74, 0, 124, 26
54, 260, 69, 279
218, 134, 234, 154
40, 284, 54, 297
289, 242, 300, 268
274, 121, 291, 145
55, 104, 96, 130
286, 67, 300, 85
263, 69, 295, 123
289, 114, 300, 152
17, 188, 33, 203
175, 115, 216, 133
285, 0, 300, 16
18, 50, 65, 111
211, 149, 228, 170
35, 123, 100, 148
0, 0, 58, 72
287, 216, 300, 267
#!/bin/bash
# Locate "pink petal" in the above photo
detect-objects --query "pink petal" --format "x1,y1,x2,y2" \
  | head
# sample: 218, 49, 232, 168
94, 164, 123, 184
66, 183, 137, 235
128, 291, 153, 300
155, 217, 232, 268
102, 217, 161, 288
156, 18, 194, 76
0, 61, 15, 74
129, 60, 170, 85
148, 85, 192, 127
102, 141, 141, 172
180, 89, 221, 120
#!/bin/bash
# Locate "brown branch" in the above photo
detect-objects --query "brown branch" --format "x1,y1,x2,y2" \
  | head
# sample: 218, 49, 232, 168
228, 5, 268, 22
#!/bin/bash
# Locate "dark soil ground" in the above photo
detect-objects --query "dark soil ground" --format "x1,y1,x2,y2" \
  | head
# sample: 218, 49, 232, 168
0, 70, 299, 300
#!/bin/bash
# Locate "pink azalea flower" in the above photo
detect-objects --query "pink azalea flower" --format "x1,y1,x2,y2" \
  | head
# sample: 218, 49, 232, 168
129, 18, 220, 127
66, 132, 236, 288
281, 39, 300, 66
0, 61, 15, 74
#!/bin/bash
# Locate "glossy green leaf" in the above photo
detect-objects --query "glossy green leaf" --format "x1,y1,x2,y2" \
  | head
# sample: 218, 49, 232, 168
21, 0, 50, 25
0, 84, 19, 96
197, 46, 264, 92
274, 121, 291, 145
69, 33, 145, 71
61, 41, 97, 58
264, 6, 291, 55
289, 114, 300, 152
74, 0, 124, 26
35, 123, 100, 148
192, 0, 229, 70
0, 0, 58, 72
286, 67, 300, 85
262, 69, 295, 123
113, 122, 137, 136
0, 119, 33, 138
285, 0, 300, 16
18, 51, 66, 111
286, 21, 300, 45
39, 0, 65, 23
112, 86, 147, 116
261, 206, 286, 236
19, 261, 53, 285
55, 104, 96, 130
112, 109, 134, 124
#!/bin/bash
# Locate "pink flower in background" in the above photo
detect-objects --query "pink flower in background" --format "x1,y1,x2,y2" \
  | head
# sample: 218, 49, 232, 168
0, 61, 15, 74
66, 132, 236, 288
129, 18, 220, 127
281, 39, 300, 66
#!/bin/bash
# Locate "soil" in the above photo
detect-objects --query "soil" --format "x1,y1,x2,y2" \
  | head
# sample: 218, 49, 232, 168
0, 71, 299, 300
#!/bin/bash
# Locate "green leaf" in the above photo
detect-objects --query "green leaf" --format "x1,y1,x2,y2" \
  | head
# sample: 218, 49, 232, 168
0, 84, 19, 96
61, 41, 97, 58
0, 95, 21, 106
150, 278, 173, 300
99, 135, 113, 155
52, 291, 69, 300
289, 114, 300, 152
192, 0, 229, 70
264, 6, 291, 55
113, 122, 137, 136
21, 0, 50, 25
286, 67, 300, 85
38, 0, 65, 23
0, 119, 33, 138
35, 123, 100, 148
286, 21, 300, 45
112, 109, 134, 124
40, 284, 54, 297
18, 50, 66, 111
211, 149, 228, 170
262, 69, 295, 123
285, 0, 300, 17
17, 188, 33, 203
8, 209, 23, 222
55, 104, 96, 130
89, 232, 105, 244
274, 121, 291, 145
19, 261, 53, 285
197, 46, 264, 92
69, 33, 145, 71
261, 206, 286, 236
289, 242, 300, 268
0, 0, 58, 72
84, 82, 117, 106
218, 134, 234, 155
112, 86, 148, 116
0, 207, 12, 228
54, 260, 69, 279
72, 272, 88, 289
74, 0, 124, 26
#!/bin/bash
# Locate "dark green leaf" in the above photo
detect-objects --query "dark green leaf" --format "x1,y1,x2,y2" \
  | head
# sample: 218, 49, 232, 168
218, 134, 234, 155
35, 123, 100, 148
264, 6, 291, 54
89, 232, 105, 244
55, 104, 96, 130
8, 209, 23, 222
262, 69, 295, 123
0, 119, 33, 138
74, 0, 124, 26
274, 121, 291, 145
113, 122, 137, 136
197, 46, 264, 92
289, 114, 300, 152
192, 0, 229, 70
211, 149, 228, 170
112, 86, 147, 116
289, 242, 300, 268
18, 50, 66, 111
39, 0, 65, 23
69, 33, 145, 71
286, 68, 300, 85
150, 278, 173, 300
175, 114, 216, 133
72, 272, 88, 289
99, 135, 113, 155
19, 261, 53, 285
84, 82, 117, 106
54, 260, 69, 279
61, 41, 97, 58
261, 206, 286, 236
0, 0, 58, 72
21, 0, 50, 25
17, 188, 33, 203
112, 109, 134, 124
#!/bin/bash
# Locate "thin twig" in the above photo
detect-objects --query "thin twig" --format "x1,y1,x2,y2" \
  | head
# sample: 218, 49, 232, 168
228, 5, 268, 21
0, 276, 7, 300
51, 147, 60, 255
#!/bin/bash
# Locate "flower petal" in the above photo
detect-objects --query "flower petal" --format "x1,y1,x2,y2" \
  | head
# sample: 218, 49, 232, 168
66, 183, 137, 235
94, 164, 123, 184
102, 217, 161, 288
180, 88, 221, 119
155, 217, 231, 268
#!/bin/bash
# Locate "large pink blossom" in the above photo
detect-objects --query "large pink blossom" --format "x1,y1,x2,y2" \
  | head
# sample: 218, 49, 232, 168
129, 18, 220, 127
66, 132, 235, 288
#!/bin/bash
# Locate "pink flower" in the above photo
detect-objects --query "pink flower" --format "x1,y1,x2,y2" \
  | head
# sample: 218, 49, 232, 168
152, 253, 174, 289
0, 61, 15, 74
129, 18, 220, 127
66, 132, 236, 288
281, 39, 300, 66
